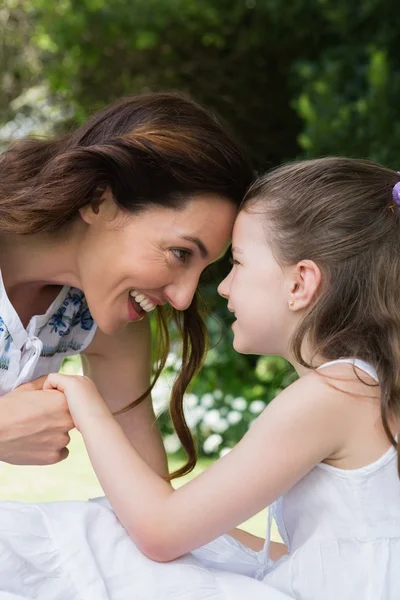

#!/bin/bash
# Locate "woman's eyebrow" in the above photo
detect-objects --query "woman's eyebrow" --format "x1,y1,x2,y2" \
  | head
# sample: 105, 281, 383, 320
180, 235, 209, 258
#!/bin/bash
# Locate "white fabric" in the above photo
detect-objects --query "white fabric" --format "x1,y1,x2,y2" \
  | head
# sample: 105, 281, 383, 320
0, 498, 290, 600
0, 286, 398, 600
260, 358, 400, 599
0, 270, 97, 394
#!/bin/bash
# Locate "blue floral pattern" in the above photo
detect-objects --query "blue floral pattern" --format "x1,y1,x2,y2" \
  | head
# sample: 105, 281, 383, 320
0, 287, 95, 370
0, 316, 13, 370
40, 288, 94, 356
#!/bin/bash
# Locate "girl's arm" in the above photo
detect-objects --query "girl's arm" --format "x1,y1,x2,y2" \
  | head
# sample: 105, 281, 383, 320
44, 371, 349, 562
82, 317, 168, 477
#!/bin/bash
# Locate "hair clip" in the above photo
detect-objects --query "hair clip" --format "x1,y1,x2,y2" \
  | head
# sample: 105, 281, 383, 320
393, 180, 400, 204
390, 180, 400, 213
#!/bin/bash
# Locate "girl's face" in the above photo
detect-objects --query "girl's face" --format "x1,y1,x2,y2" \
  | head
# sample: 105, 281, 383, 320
77, 194, 237, 334
218, 210, 294, 356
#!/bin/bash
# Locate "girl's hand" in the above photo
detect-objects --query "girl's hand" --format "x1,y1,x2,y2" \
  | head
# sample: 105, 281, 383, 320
43, 373, 112, 431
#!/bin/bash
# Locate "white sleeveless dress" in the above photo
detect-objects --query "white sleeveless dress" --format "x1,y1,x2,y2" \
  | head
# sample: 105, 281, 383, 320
0, 289, 398, 600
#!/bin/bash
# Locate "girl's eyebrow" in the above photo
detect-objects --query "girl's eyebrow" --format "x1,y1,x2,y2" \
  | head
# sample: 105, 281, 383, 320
231, 246, 243, 254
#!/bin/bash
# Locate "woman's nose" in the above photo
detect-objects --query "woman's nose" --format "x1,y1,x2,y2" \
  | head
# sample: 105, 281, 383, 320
164, 281, 199, 311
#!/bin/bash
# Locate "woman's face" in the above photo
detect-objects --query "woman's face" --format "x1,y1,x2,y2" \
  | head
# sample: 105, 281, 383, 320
77, 194, 237, 334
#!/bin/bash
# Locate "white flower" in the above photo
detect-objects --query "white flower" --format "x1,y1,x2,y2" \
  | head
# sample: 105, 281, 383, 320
163, 434, 180, 454
184, 405, 206, 428
152, 374, 174, 414
232, 397, 247, 411
203, 434, 223, 454
227, 410, 242, 425
202, 409, 221, 427
214, 389, 223, 400
165, 352, 180, 369
201, 393, 214, 408
219, 447, 232, 458
212, 417, 229, 433
249, 400, 266, 414
184, 393, 198, 408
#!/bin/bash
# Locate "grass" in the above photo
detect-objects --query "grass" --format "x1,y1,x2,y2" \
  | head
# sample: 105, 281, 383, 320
0, 430, 281, 540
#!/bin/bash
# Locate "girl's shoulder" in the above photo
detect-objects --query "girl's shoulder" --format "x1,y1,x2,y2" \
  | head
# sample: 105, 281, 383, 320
283, 359, 379, 405
265, 361, 380, 442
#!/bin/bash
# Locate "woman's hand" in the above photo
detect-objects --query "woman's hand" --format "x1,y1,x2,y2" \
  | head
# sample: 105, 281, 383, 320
43, 373, 112, 432
0, 376, 74, 465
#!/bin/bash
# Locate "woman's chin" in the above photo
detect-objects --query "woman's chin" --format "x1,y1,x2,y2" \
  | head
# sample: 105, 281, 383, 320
89, 309, 123, 336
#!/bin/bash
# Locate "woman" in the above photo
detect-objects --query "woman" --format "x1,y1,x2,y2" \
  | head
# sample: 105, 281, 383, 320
0, 91, 253, 480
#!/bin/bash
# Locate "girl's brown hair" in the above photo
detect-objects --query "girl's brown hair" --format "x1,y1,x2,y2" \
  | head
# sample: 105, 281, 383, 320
0, 92, 253, 479
243, 157, 400, 473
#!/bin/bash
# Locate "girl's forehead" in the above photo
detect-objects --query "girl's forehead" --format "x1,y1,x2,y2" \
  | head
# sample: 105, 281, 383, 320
233, 210, 266, 243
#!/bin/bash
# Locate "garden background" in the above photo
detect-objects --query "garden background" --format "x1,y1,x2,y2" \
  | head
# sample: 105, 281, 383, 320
1, 0, 400, 537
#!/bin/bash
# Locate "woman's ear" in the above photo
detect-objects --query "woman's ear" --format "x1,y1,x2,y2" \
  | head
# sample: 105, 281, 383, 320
79, 187, 110, 225
287, 260, 321, 311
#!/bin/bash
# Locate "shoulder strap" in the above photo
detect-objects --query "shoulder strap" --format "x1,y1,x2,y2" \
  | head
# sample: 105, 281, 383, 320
317, 358, 378, 382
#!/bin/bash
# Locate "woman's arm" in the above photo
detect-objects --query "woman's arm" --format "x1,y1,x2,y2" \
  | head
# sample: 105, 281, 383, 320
82, 317, 168, 477
45, 370, 349, 562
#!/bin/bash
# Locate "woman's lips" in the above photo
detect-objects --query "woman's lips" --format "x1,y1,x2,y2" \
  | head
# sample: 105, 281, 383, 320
128, 295, 146, 321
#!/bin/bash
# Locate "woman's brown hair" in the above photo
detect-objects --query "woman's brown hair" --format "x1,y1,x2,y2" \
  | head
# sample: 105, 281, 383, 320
0, 92, 254, 479
243, 157, 400, 474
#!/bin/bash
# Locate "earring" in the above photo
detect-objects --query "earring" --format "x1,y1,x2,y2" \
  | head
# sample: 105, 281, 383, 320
289, 300, 295, 308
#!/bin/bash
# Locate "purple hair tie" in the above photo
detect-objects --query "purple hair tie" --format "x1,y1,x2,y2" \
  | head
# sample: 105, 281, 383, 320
393, 181, 400, 206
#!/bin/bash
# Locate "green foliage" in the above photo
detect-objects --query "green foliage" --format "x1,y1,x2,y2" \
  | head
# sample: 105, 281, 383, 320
23, 0, 315, 167
289, 0, 400, 165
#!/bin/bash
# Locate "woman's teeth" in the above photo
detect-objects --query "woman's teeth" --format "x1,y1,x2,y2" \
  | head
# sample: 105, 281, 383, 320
129, 290, 156, 313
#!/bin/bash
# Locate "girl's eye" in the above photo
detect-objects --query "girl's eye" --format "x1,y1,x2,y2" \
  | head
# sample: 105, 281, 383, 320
171, 248, 192, 263
229, 257, 240, 266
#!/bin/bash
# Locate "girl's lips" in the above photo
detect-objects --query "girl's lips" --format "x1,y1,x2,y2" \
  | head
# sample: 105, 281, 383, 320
128, 295, 146, 321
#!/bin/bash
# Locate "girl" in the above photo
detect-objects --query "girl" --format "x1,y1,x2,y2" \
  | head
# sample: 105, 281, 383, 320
3, 156, 400, 599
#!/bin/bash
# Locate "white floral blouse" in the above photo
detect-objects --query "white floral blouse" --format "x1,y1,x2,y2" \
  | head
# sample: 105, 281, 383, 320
0, 271, 97, 395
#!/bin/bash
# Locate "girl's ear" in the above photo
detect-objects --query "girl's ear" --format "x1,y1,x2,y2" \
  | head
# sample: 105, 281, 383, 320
287, 260, 321, 311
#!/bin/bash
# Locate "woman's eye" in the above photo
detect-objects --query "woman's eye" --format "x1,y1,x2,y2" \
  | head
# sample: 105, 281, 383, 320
171, 248, 192, 263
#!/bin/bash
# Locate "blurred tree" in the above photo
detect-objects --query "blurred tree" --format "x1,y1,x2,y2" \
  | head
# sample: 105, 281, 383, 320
0, 0, 39, 125
294, 0, 400, 167
25, 0, 324, 168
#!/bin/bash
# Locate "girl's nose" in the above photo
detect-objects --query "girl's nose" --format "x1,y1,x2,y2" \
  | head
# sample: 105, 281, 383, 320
218, 272, 232, 299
